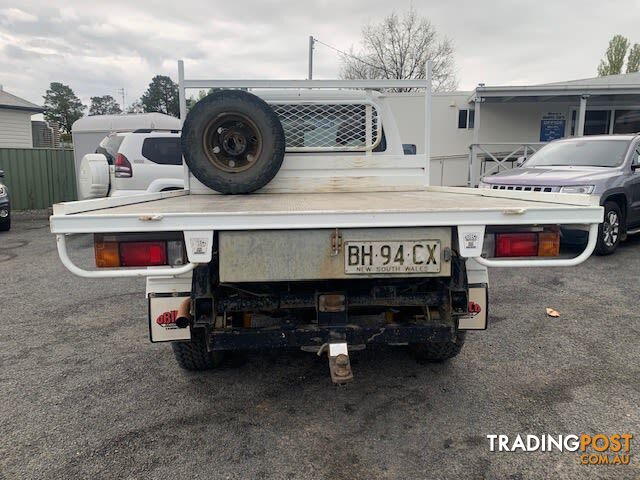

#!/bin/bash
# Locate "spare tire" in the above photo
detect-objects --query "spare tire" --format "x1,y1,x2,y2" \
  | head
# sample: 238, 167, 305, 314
181, 90, 285, 194
78, 153, 110, 199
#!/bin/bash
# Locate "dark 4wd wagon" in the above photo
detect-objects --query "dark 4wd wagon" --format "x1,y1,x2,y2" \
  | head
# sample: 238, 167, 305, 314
0, 169, 9, 232
479, 135, 640, 254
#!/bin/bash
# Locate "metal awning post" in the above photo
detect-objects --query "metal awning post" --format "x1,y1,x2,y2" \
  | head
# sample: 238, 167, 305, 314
469, 96, 482, 186
577, 94, 588, 136
468, 145, 475, 187
424, 60, 432, 187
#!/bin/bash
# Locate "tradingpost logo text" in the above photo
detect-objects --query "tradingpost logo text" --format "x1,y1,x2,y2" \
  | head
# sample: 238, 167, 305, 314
487, 434, 633, 466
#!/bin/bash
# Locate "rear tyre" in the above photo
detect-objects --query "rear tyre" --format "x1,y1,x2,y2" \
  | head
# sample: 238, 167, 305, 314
595, 201, 622, 255
171, 334, 223, 371
409, 331, 466, 363
0, 213, 10, 232
181, 90, 286, 194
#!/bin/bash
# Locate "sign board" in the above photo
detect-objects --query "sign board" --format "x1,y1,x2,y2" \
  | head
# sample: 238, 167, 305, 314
540, 113, 566, 142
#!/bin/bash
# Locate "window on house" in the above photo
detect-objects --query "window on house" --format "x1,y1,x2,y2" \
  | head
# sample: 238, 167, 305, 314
584, 110, 611, 135
458, 109, 467, 128
458, 109, 475, 129
613, 110, 640, 134
571, 110, 612, 136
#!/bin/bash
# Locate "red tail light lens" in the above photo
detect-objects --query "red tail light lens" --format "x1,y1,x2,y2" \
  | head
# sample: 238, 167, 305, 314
94, 235, 186, 268
495, 233, 538, 257
119, 241, 167, 266
115, 153, 132, 178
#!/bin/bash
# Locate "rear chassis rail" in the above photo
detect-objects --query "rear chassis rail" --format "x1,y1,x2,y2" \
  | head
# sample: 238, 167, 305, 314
188, 252, 471, 351
210, 325, 454, 351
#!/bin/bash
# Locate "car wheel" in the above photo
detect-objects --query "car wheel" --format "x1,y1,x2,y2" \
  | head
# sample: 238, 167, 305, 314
408, 304, 466, 363
595, 201, 622, 255
171, 333, 224, 371
409, 331, 466, 363
0, 212, 10, 232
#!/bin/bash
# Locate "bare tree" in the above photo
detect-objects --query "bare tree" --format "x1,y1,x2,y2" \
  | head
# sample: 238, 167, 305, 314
339, 7, 457, 92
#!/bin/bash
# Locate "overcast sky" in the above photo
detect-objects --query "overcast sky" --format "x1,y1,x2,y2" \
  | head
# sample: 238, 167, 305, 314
1, 0, 638, 109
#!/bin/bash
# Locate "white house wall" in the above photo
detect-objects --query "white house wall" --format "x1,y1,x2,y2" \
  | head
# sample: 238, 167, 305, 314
385, 92, 473, 186
0, 109, 34, 148
478, 102, 573, 144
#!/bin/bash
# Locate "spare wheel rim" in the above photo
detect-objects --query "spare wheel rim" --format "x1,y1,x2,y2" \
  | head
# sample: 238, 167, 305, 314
202, 112, 263, 173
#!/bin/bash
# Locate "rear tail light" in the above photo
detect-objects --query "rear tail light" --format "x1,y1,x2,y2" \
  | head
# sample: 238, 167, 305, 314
120, 241, 167, 266
95, 241, 120, 268
537, 232, 560, 257
496, 233, 538, 257
491, 230, 560, 258
114, 153, 132, 178
94, 238, 185, 267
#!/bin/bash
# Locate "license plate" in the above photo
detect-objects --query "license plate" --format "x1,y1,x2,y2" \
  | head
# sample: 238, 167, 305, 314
344, 240, 441, 274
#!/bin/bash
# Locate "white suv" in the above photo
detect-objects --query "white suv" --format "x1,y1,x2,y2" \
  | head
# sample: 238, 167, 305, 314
78, 130, 184, 199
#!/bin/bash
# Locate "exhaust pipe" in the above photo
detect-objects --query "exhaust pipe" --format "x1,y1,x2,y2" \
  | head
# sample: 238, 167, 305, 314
175, 298, 191, 329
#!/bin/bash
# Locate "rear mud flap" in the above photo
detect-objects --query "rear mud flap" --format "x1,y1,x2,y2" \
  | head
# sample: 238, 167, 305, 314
148, 293, 192, 342
457, 284, 488, 330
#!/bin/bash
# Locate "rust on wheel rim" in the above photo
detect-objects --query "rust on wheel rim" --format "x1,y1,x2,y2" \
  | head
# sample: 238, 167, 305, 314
202, 112, 263, 173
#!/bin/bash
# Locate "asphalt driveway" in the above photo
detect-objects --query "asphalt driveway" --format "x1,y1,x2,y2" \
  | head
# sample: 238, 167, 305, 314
0, 212, 638, 479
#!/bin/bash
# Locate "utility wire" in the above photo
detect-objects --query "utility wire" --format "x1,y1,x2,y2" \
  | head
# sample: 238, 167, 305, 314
313, 37, 391, 75
313, 37, 423, 91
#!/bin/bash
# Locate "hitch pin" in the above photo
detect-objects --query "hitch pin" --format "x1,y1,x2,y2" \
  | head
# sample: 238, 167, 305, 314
327, 342, 353, 385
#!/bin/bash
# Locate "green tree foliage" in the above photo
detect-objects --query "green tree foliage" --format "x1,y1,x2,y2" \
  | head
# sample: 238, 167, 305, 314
598, 35, 630, 76
627, 44, 640, 73
43, 82, 85, 134
89, 95, 122, 115
140, 75, 179, 116
186, 89, 220, 111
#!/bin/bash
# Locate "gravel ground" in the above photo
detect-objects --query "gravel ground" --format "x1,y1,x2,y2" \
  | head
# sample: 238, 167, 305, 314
0, 212, 638, 480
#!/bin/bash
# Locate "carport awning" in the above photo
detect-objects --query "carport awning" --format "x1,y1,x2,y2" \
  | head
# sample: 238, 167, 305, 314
474, 93, 640, 104
469, 72, 640, 138
470, 72, 640, 103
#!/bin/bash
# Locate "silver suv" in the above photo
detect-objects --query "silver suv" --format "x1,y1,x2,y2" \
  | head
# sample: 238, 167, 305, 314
479, 135, 640, 254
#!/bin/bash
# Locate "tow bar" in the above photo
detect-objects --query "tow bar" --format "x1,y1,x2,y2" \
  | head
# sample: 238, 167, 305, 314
327, 342, 353, 385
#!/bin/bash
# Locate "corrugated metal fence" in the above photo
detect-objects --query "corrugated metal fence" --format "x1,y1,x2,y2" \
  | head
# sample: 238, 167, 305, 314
0, 148, 77, 210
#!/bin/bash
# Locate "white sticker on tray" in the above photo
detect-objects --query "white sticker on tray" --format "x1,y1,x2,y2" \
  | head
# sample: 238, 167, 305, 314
457, 226, 485, 258
183, 230, 214, 263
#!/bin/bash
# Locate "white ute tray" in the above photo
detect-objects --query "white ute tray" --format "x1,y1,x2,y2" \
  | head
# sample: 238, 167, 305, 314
50, 187, 602, 234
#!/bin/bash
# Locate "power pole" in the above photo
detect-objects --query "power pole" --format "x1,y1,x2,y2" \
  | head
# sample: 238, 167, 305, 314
117, 87, 126, 113
308, 36, 315, 80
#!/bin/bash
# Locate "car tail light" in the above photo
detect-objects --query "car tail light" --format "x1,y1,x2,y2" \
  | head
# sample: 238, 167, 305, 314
95, 241, 120, 267
94, 237, 185, 267
494, 231, 560, 258
115, 153, 132, 178
538, 232, 560, 257
120, 241, 167, 266
496, 233, 538, 257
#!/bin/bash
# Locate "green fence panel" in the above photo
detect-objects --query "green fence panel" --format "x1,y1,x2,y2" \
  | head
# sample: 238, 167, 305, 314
0, 148, 77, 210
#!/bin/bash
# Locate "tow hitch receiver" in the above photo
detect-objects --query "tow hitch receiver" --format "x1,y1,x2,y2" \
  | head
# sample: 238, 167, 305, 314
327, 342, 353, 384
